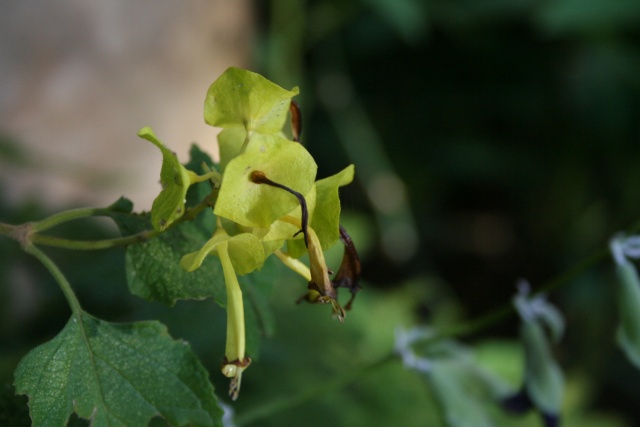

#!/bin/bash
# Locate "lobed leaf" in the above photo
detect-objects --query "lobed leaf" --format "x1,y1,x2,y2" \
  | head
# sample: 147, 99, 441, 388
14, 313, 223, 427
115, 212, 225, 306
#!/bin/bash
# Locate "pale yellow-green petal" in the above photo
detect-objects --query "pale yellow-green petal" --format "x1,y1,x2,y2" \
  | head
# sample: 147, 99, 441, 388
214, 133, 316, 228
204, 67, 299, 134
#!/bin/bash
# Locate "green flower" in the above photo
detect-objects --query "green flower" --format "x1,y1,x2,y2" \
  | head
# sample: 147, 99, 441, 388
166, 67, 360, 399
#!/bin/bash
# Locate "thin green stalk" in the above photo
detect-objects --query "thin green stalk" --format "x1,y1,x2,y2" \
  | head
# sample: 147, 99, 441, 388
24, 244, 82, 315
235, 353, 395, 426
16, 190, 215, 251
30, 230, 157, 250
32, 207, 112, 232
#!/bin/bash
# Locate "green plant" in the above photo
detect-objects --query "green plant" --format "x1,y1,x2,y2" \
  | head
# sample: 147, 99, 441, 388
2, 67, 639, 427
0, 67, 358, 426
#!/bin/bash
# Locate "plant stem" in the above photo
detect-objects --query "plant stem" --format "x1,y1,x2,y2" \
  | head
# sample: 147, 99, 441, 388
24, 244, 83, 315
32, 207, 112, 232
235, 353, 395, 426
30, 230, 157, 250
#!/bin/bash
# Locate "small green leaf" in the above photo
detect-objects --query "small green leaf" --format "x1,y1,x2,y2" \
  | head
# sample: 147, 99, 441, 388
614, 260, 640, 368
138, 127, 195, 231
214, 133, 317, 228
204, 67, 299, 134
14, 313, 223, 427
106, 196, 134, 214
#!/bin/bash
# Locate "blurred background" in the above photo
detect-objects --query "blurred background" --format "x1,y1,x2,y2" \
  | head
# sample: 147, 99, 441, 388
2, 0, 640, 426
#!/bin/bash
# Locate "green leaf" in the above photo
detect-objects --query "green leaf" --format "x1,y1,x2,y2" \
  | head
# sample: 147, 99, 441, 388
115, 212, 224, 306
214, 133, 317, 228
204, 67, 299, 134
106, 196, 134, 214
138, 127, 195, 231
14, 313, 223, 427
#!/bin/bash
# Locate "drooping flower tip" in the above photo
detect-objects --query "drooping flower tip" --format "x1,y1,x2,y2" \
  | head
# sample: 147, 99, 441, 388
222, 357, 252, 401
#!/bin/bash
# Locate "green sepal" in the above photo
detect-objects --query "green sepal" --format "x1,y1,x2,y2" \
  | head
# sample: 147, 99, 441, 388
287, 165, 354, 258
204, 67, 299, 134
214, 133, 316, 228
14, 313, 223, 427
614, 260, 640, 368
138, 127, 196, 231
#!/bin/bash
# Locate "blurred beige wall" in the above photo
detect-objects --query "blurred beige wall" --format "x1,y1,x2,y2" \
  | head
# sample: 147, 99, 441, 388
0, 0, 253, 210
